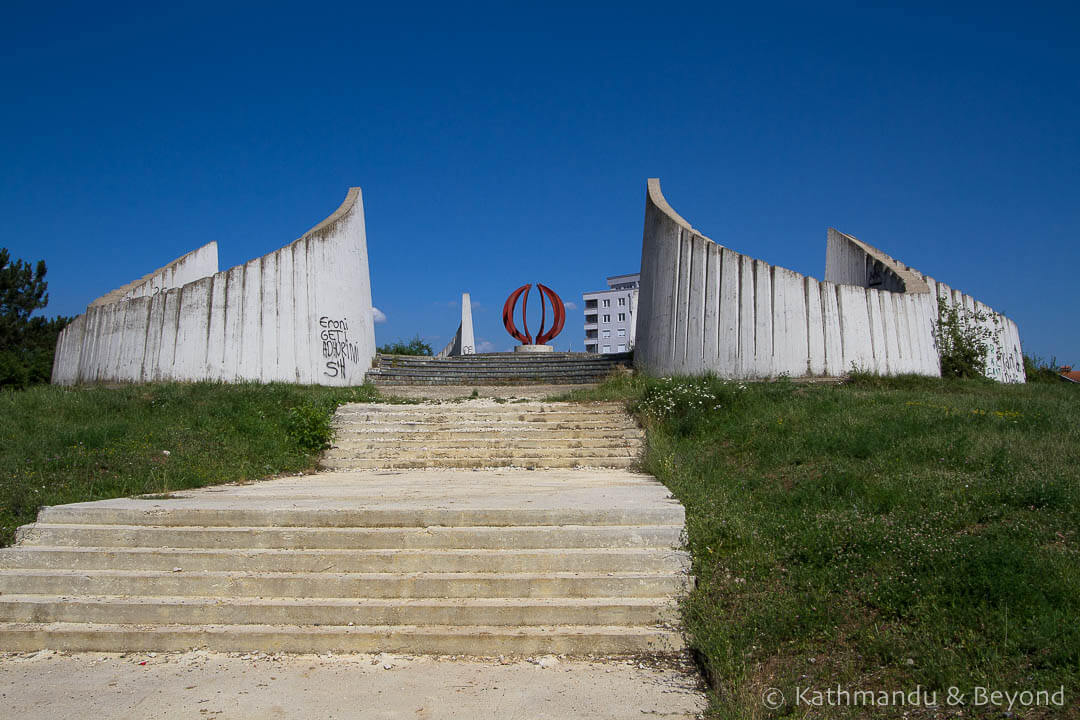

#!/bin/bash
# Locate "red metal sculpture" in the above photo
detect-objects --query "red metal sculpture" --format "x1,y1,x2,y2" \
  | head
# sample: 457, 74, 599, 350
502, 283, 566, 346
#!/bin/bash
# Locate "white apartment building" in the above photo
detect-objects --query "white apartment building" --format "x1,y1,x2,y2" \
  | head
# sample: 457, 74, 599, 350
583, 273, 639, 354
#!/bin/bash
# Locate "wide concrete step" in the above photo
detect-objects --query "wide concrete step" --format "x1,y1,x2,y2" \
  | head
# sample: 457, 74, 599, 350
35, 505, 678, 528
328, 439, 641, 452
0, 595, 678, 627
320, 457, 639, 470
333, 428, 645, 440
328, 436, 639, 446
16, 523, 684, 550
0, 622, 682, 655
334, 410, 628, 422
0, 569, 687, 599
332, 421, 640, 433
0, 546, 689, 574
323, 448, 638, 462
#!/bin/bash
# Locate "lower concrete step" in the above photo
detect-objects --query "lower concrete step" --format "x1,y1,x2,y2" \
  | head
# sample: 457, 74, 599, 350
0, 595, 678, 627
0, 622, 683, 655
16, 523, 684, 550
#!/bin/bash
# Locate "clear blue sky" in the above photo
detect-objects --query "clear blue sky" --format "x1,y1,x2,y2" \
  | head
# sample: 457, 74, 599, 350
3, 1, 1077, 365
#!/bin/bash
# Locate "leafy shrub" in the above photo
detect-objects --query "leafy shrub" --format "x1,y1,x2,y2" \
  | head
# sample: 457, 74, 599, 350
284, 401, 334, 452
1024, 354, 1064, 383
932, 297, 993, 379
377, 335, 433, 356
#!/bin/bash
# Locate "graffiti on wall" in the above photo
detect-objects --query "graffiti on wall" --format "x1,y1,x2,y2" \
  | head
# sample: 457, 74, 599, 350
320, 316, 360, 378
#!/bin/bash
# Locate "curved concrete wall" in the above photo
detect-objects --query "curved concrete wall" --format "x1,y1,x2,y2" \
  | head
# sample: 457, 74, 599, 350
52, 188, 376, 386
635, 179, 1024, 382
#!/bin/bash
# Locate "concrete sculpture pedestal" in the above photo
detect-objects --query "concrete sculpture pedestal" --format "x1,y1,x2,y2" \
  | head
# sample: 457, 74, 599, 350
514, 345, 554, 353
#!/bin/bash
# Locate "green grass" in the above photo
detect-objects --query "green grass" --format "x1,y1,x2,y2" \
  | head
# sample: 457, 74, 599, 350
0, 382, 378, 546
563, 373, 1079, 719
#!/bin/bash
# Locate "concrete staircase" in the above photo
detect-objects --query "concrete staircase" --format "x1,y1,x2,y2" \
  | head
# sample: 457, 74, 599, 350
366, 351, 633, 386
323, 401, 643, 470
0, 471, 688, 655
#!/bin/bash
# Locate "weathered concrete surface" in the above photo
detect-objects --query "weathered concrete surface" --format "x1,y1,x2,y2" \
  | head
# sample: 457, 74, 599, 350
0, 651, 706, 719
378, 383, 598, 400
52, 188, 376, 386
1, 463, 688, 654
323, 401, 643, 470
635, 178, 1025, 382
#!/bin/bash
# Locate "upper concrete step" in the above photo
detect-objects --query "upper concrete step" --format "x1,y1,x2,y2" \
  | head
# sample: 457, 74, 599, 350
367, 352, 632, 386
328, 402, 643, 471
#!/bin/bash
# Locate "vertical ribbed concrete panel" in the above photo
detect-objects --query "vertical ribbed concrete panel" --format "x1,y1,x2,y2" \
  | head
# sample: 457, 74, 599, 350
206, 276, 227, 382
718, 248, 740, 374
290, 241, 310, 383
838, 285, 873, 373
633, 179, 1022, 382
820, 282, 844, 377
702, 243, 721, 366
805, 277, 826, 376
52, 188, 376, 386
865, 289, 888, 374
259, 254, 278, 383
752, 260, 772, 377
276, 248, 296, 382
737, 255, 756, 377
684, 234, 708, 375
772, 267, 807, 376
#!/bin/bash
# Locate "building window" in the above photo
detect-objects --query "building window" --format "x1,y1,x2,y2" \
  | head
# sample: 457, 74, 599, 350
618, 313, 626, 321
603, 314, 610, 323
618, 297, 626, 306
585, 314, 597, 325
602, 345, 611, 353
585, 299, 597, 309
602, 299, 610, 307
617, 344, 626, 352
617, 328, 626, 337
602, 329, 610, 338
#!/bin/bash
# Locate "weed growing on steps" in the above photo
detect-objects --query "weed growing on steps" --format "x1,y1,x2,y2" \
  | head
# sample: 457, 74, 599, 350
574, 373, 1079, 718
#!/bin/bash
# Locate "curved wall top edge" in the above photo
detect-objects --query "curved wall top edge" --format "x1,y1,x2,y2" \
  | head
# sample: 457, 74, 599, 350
88, 241, 219, 309
827, 228, 931, 294
87, 188, 363, 312
649, 178, 936, 296
296, 186, 362, 243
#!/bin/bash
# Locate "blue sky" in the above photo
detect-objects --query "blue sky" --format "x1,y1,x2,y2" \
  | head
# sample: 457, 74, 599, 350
3, 1, 1077, 365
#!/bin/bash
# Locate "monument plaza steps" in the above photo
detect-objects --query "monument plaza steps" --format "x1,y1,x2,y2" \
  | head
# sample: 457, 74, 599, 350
0, 470, 688, 655
323, 400, 643, 470
365, 351, 633, 386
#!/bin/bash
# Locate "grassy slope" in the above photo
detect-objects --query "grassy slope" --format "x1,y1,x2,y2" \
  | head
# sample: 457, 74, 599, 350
560, 375, 1079, 718
0, 382, 376, 546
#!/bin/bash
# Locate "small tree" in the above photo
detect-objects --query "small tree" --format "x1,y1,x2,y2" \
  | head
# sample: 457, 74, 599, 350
932, 296, 993, 379
377, 335, 434, 356
0, 248, 69, 388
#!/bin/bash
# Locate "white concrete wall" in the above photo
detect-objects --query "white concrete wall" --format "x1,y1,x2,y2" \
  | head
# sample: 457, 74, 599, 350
52, 188, 376, 386
634, 179, 1024, 382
